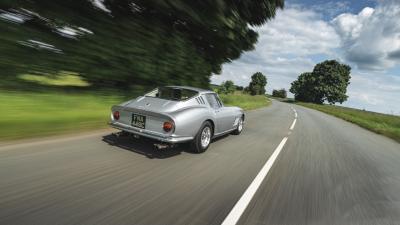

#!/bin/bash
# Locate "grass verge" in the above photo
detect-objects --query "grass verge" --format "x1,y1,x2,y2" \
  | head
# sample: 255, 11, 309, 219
297, 102, 400, 142
0, 91, 126, 141
0, 91, 270, 141
219, 92, 271, 110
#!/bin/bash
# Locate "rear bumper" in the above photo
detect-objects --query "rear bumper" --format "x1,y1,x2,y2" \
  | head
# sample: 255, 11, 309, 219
109, 122, 193, 143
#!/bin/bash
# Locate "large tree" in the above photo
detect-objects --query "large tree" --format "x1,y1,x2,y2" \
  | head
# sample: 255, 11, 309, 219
248, 72, 267, 95
290, 60, 351, 104
0, 0, 284, 89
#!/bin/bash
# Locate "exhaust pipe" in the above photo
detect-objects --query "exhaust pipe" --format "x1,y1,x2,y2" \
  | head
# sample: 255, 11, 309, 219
112, 131, 130, 137
154, 143, 176, 150
154, 143, 169, 150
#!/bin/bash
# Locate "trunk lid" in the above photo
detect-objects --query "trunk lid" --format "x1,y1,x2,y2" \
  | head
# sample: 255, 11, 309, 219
123, 96, 179, 113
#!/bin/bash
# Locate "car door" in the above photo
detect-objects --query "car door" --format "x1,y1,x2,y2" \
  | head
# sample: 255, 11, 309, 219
205, 93, 236, 133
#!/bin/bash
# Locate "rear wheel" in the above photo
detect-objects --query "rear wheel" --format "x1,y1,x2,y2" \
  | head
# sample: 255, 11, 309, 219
191, 121, 213, 153
232, 116, 244, 135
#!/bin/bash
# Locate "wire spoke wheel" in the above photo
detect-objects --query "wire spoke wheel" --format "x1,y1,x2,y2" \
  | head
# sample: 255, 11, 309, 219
238, 118, 243, 132
200, 127, 211, 148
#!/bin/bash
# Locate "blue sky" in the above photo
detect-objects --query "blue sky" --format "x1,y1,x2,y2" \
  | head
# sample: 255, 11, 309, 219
212, 0, 400, 115
289, 0, 377, 18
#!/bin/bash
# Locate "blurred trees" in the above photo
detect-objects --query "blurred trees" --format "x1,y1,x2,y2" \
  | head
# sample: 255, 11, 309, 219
0, 0, 284, 89
248, 72, 267, 95
290, 60, 351, 104
272, 89, 287, 98
236, 85, 244, 91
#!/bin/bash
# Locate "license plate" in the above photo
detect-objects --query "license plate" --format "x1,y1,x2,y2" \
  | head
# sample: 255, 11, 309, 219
131, 114, 146, 129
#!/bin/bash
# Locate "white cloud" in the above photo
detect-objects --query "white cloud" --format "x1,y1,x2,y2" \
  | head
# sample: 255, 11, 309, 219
255, 7, 340, 57
332, 1, 400, 70
212, 6, 339, 90
344, 72, 400, 114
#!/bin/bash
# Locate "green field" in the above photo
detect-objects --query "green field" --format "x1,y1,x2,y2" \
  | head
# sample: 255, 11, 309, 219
219, 92, 271, 110
298, 102, 400, 142
0, 91, 270, 141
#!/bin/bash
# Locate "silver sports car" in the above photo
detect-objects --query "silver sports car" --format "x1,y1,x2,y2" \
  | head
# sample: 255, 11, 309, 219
109, 86, 244, 153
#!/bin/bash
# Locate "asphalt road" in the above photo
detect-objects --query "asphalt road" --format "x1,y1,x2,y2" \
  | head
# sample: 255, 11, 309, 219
1, 100, 399, 225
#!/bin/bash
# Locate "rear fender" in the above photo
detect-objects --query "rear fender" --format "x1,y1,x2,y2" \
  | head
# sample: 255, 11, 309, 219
170, 107, 215, 138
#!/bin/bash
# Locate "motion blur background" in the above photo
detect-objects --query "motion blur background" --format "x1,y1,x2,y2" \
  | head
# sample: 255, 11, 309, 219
0, 0, 283, 140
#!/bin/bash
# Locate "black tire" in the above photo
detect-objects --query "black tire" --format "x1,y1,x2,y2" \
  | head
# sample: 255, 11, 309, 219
232, 116, 244, 135
191, 121, 213, 153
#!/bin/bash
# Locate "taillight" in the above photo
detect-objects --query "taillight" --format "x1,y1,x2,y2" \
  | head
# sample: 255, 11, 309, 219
113, 111, 120, 120
163, 121, 174, 132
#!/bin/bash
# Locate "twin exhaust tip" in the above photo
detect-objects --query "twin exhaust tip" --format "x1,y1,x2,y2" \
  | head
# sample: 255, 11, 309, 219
112, 131, 174, 150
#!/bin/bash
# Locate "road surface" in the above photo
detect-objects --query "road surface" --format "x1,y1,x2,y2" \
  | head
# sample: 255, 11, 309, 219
1, 100, 399, 225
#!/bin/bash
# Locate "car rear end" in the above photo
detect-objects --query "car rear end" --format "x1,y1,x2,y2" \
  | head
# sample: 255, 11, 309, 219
109, 87, 200, 143
110, 105, 194, 143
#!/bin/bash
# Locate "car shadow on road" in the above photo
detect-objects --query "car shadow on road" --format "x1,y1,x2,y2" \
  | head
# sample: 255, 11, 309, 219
102, 134, 193, 159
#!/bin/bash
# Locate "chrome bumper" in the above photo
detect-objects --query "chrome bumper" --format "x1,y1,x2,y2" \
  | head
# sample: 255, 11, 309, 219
109, 122, 193, 143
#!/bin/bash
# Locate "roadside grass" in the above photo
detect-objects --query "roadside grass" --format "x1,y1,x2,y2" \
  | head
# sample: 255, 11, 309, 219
0, 91, 126, 141
219, 92, 271, 110
297, 102, 400, 142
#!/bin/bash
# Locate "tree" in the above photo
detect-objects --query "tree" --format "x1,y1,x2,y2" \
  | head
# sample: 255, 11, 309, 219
248, 72, 267, 95
272, 89, 287, 98
0, 0, 285, 89
217, 80, 236, 94
290, 60, 351, 104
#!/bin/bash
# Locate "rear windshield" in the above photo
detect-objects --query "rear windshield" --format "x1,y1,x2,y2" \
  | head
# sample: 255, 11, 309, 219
146, 87, 198, 101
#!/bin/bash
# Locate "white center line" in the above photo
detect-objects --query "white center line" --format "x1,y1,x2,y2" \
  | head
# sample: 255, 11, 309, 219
222, 106, 298, 225
221, 137, 288, 225
290, 118, 297, 130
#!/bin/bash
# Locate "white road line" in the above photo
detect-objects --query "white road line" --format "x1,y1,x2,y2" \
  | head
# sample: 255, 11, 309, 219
221, 137, 289, 225
290, 107, 298, 129
222, 105, 297, 225
290, 118, 297, 130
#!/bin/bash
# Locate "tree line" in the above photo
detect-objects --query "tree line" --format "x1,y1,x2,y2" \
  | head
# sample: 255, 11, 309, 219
217, 60, 351, 107
217, 72, 268, 95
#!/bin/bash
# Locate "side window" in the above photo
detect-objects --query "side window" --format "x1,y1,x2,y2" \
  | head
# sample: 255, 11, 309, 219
206, 94, 221, 109
215, 95, 223, 107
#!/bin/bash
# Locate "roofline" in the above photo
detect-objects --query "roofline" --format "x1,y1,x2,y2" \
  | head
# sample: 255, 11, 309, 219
164, 85, 215, 94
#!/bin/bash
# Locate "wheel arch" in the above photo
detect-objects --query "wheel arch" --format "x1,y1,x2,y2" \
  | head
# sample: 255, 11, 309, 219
205, 119, 215, 136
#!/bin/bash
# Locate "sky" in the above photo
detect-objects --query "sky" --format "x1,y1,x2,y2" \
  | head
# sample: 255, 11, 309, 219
211, 0, 400, 115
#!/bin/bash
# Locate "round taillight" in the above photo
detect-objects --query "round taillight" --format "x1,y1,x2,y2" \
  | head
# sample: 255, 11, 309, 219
113, 111, 120, 120
163, 121, 174, 132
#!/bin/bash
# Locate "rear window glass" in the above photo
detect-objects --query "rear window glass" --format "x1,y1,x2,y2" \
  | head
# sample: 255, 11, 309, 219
146, 87, 198, 101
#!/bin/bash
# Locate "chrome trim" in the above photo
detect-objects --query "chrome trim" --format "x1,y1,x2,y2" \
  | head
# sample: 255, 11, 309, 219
213, 128, 236, 137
